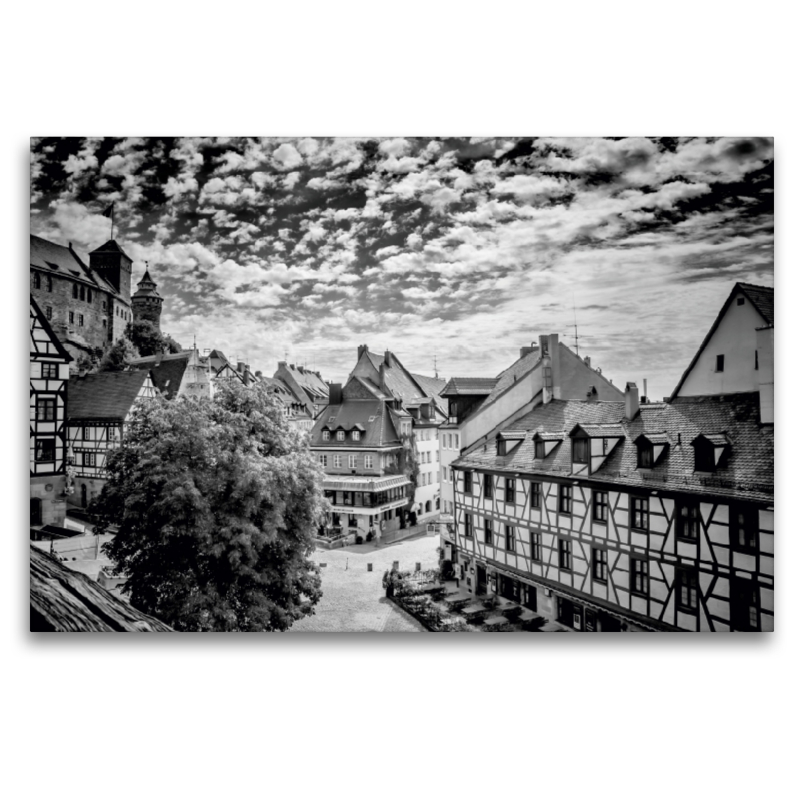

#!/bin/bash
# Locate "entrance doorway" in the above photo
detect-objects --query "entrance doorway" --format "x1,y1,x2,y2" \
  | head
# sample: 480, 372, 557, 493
476, 565, 487, 595
30, 498, 42, 526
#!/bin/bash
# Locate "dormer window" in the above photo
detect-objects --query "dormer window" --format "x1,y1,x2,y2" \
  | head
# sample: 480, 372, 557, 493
336, 430, 345, 441
638, 442, 653, 468
572, 437, 588, 464
534, 432, 563, 459
535, 440, 545, 459
352, 431, 360, 441
692, 433, 729, 473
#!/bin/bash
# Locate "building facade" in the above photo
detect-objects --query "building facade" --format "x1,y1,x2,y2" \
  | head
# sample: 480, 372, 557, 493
309, 380, 413, 543
131, 266, 164, 331
30, 235, 133, 369
66, 371, 157, 509
30, 297, 72, 531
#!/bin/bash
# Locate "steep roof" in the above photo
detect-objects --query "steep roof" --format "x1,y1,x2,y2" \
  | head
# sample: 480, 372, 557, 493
310, 399, 400, 448
30, 234, 122, 297
455, 393, 773, 503
30, 545, 172, 632
88, 239, 132, 260
68, 371, 151, 420
671, 282, 774, 399
30, 295, 72, 362
483, 348, 542, 405
365, 351, 428, 405
129, 352, 190, 399
441, 377, 498, 396
410, 372, 448, 410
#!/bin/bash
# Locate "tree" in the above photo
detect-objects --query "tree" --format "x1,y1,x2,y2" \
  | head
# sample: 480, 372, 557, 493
125, 319, 182, 357
98, 336, 139, 372
93, 379, 327, 631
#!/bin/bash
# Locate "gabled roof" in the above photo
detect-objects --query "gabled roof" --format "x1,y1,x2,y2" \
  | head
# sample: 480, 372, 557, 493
484, 348, 542, 405
30, 234, 123, 297
88, 239, 132, 259
68, 370, 151, 420
129, 351, 192, 399
571, 423, 625, 438
441, 377, 498, 396
30, 295, 72, 362
409, 372, 448, 410
310, 399, 400, 448
670, 282, 774, 399
635, 432, 671, 445
456, 394, 773, 503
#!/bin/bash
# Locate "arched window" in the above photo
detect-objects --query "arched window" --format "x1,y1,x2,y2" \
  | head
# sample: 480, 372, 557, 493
425, 500, 432, 513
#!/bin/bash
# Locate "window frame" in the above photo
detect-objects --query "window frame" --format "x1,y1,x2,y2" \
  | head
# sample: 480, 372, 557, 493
637, 442, 654, 469
322, 430, 330, 441
715, 354, 725, 373
483, 472, 493, 499
463, 470, 473, 495
464, 513, 473, 539
352, 430, 360, 441
558, 537, 572, 571
483, 517, 493, 546
348, 454, 357, 470
364, 455, 373, 470
36, 396, 56, 422
41, 363, 57, 379
336, 430, 345, 441
676, 501, 701, 541
319, 454, 328, 468
730, 503, 759, 553
630, 495, 649, 531
505, 524, 516, 552
534, 440, 545, 459
504, 477, 516, 505
730, 576, 760, 632
530, 530, 542, 562
592, 547, 608, 583
572, 436, 589, 464
676, 567, 699, 614
558, 483, 572, 516
35, 438, 56, 462
630, 556, 648, 597
333, 454, 342, 468
592, 490, 608, 523
530, 481, 541, 509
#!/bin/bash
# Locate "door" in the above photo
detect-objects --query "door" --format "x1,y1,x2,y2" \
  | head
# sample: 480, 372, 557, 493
476, 565, 487, 595
30, 498, 42, 526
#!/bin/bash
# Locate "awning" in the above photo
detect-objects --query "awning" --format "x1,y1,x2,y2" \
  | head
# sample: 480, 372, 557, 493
323, 475, 411, 492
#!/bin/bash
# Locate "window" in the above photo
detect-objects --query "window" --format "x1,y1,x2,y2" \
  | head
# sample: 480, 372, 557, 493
755, 350, 759, 370
483, 473, 493, 499
730, 504, 758, 552
36, 397, 56, 421
463, 471, 473, 495
322, 430, 330, 441
454, 435, 459, 449
637, 442, 653, 468
592, 548, 607, 582
102, 300, 107, 311
631, 496, 649, 531
534, 440, 545, 459
35, 438, 55, 462
505, 524, 516, 552
572, 437, 588, 464
34, 272, 42, 290
558, 484, 572, 515
464, 513, 473, 539
592, 490, 608, 523
715, 354, 725, 372
737, 296, 745, 306
483, 518, 493, 545
505, 478, 516, 504
336, 430, 345, 441
78, 314, 84, 327
333, 454, 342, 468
41, 363, 57, 379
676, 502, 701, 540
102, 319, 107, 328
82, 425, 90, 440
348, 455, 357, 469
558, 538, 572, 571
630, 557, 648, 596
364, 455, 373, 470
352, 431, 360, 441
72, 284, 78, 299
69, 311, 74, 324
45, 306, 53, 320
530, 482, 541, 508
47, 275, 53, 292
80, 285, 85, 301
87, 289, 92, 303
693, 439, 715, 472
83, 452, 96, 467
318, 455, 328, 468
676, 567, 698, 613
530, 530, 542, 562
731, 577, 760, 631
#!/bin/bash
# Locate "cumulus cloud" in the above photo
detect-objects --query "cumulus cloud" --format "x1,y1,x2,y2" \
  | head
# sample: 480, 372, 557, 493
272, 143, 303, 171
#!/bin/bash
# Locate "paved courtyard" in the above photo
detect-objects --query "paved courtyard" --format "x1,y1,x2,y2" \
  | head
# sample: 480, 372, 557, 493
289, 532, 441, 633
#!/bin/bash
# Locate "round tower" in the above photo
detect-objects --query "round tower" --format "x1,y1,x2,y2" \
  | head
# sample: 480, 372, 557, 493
132, 263, 164, 332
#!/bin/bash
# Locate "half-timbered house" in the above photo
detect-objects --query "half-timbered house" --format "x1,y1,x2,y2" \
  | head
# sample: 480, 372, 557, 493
451, 381, 774, 632
65, 370, 157, 509
30, 296, 72, 531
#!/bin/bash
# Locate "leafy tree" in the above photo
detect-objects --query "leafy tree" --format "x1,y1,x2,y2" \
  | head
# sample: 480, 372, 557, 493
125, 319, 182, 357
98, 336, 139, 372
94, 379, 326, 631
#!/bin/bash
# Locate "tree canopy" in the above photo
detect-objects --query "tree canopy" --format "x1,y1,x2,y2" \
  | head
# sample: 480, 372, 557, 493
98, 336, 139, 372
94, 380, 327, 631
125, 319, 182, 357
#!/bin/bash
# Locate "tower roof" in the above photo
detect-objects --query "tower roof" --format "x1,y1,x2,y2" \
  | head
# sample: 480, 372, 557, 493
88, 239, 131, 260
133, 267, 162, 300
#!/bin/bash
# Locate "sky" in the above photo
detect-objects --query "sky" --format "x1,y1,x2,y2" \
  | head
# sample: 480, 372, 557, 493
29, 136, 773, 399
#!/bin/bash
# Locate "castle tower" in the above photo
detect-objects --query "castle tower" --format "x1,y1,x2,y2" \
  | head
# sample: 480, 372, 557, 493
88, 240, 133, 303
132, 264, 164, 332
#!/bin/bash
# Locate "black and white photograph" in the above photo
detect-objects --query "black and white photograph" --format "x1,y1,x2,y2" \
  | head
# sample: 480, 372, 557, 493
28, 135, 774, 633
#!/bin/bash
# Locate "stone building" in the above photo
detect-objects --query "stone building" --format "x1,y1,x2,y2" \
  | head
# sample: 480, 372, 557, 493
131, 266, 164, 331
30, 234, 133, 370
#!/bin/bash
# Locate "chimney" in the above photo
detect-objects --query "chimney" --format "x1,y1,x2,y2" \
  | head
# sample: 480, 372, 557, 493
245, 364, 250, 373
357, 344, 368, 359
539, 333, 560, 402
237, 361, 245, 373
624, 382, 640, 420
583, 356, 591, 368
642, 378, 648, 404
520, 343, 537, 359
384, 350, 392, 367
329, 383, 343, 405
757, 326, 774, 424
379, 362, 387, 392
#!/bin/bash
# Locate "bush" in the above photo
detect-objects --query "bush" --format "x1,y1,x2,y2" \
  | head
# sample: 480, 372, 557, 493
503, 606, 523, 623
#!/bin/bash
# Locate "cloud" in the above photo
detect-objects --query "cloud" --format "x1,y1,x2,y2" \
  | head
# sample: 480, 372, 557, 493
272, 143, 303, 171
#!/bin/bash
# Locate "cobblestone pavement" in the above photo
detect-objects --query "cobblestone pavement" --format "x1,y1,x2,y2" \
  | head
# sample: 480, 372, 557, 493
288, 532, 440, 633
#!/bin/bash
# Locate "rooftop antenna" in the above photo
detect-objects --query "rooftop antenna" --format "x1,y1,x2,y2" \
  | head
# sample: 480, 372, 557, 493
434, 354, 439, 380
572, 291, 580, 356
